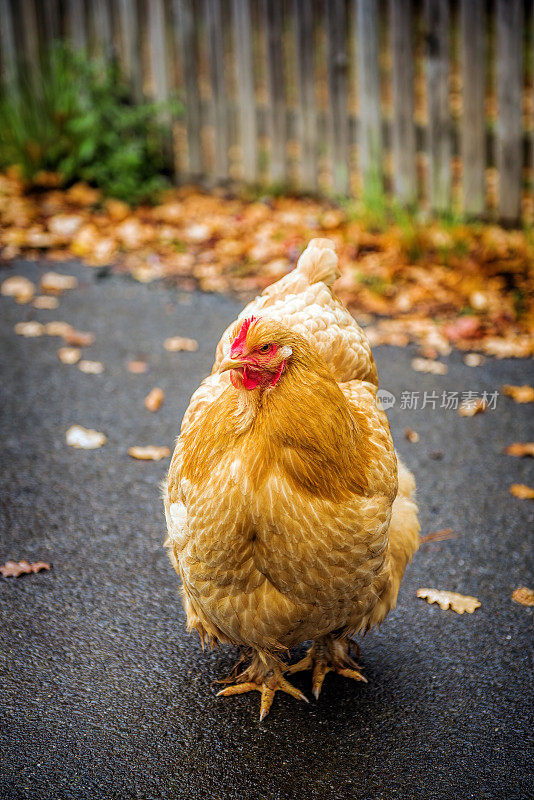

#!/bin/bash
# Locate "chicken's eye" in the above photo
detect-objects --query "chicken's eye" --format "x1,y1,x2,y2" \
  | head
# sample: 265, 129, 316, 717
259, 343, 270, 353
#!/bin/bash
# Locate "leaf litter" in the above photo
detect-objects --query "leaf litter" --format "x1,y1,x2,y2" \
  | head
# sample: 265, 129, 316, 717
1, 170, 532, 358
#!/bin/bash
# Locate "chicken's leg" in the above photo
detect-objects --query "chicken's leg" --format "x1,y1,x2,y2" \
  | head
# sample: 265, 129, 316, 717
286, 635, 367, 699
216, 650, 308, 721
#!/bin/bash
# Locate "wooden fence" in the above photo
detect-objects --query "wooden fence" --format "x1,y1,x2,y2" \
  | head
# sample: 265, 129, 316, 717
0, 0, 532, 223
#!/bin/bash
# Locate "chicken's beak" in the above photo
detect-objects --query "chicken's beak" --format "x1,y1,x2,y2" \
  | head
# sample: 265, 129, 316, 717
219, 355, 245, 374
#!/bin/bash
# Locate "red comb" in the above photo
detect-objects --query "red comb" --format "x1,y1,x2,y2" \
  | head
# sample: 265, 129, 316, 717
230, 316, 258, 355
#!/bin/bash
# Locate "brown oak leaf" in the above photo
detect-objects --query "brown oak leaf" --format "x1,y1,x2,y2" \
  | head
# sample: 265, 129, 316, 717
509, 484, 534, 499
417, 588, 481, 614
40, 271, 78, 294
504, 443, 534, 458
127, 360, 148, 373
1, 560, 50, 578
420, 528, 457, 544
164, 336, 198, 352
63, 329, 95, 347
511, 587, 534, 607
502, 385, 534, 404
144, 387, 165, 412
128, 445, 170, 461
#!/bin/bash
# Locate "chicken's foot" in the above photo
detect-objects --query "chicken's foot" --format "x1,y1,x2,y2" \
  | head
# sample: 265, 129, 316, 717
286, 635, 367, 699
216, 651, 308, 721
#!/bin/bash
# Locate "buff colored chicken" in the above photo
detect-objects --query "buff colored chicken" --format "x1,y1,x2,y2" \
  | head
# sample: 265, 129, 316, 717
164, 238, 420, 720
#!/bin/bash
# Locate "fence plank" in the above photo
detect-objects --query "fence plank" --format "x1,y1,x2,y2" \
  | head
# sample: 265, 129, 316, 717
294, 0, 317, 191
116, 0, 143, 103
326, 0, 349, 194
0, 0, 17, 83
65, 0, 87, 51
173, 0, 202, 176
205, 0, 229, 180
147, 0, 170, 104
90, 0, 112, 59
232, 0, 257, 182
20, 0, 40, 75
460, 0, 485, 217
42, 0, 61, 42
390, 0, 416, 204
356, 0, 382, 194
264, 0, 286, 183
496, 0, 523, 222
425, 0, 451, 213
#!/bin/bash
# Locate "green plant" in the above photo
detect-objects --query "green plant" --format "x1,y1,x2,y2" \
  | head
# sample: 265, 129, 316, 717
0, 44, 181, 204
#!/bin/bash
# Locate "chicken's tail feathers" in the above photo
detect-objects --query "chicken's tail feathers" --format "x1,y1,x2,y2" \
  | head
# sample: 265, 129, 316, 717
296, 238, 340, 287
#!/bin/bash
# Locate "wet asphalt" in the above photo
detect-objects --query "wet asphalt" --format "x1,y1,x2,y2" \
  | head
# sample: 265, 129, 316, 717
0, 259, 532, 800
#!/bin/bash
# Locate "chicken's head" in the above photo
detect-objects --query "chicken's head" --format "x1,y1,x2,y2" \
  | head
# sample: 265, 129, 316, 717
219, 316, 293, 391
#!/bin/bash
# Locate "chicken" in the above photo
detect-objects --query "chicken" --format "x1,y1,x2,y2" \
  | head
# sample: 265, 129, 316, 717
164, 238, 420, 720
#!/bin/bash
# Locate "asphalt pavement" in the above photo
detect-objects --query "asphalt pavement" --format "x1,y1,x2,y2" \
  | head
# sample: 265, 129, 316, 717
0, 259, 532, 800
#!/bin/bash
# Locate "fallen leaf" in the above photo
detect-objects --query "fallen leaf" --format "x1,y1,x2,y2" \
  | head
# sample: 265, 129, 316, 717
40, 271, 78, 294
105, 198, 130, 221
504, 442, 534, 458
127, 360, 148, 373
417, 588, 481, 614
127, 445, 170, 461
443, 316, 481, 342
429, 450, 443, 460
404, 427, 419, 443
66, 425, 106, 449
509, 484, 534, 499
44, 321, 74, 337
1, 275, 35, 303
511, 587, 534, 606
164, 336, 199, 352
0, 560, 50, 578
32, 295, 59, 309
463, 353, 484, 367
411, 357, 448, 375
58, 346, 81, 364
458, 397, 486, 417
420, 528, 457, 544
78, 360, 104, 374
14, 321, 44, 337
144, 387, 165, 412
48, 213, 83, 237
502, 385, 534, 403
63, 329, 95, 347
